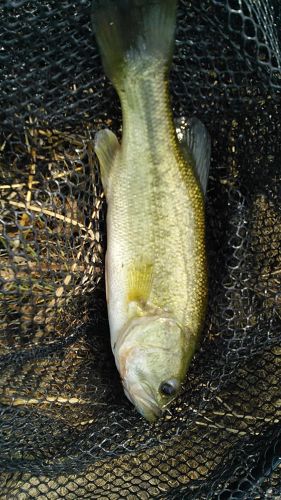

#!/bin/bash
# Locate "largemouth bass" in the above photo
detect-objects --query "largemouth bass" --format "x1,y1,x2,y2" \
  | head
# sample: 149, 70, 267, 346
92, 0, 210, 422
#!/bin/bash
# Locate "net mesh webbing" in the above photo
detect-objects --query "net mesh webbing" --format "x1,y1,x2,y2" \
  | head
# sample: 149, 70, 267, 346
0, 1, 280, 498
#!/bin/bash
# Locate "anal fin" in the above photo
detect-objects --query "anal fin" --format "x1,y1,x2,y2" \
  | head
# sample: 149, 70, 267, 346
94, 128, 120, 195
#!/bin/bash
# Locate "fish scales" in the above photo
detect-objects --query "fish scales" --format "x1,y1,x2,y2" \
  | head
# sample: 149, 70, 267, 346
107, 68, 207, 342
92, 0, 210, 421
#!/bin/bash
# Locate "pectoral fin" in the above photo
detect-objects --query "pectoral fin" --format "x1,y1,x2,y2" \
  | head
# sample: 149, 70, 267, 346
176, 117, 211, 195
94, 128, 120, 195
127, 261, 153, 305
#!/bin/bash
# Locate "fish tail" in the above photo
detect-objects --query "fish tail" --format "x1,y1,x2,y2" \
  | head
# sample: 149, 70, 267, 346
91, 0, 177, 86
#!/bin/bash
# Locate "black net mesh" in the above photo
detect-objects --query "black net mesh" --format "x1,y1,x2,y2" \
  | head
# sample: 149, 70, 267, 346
0, 0, 281, 498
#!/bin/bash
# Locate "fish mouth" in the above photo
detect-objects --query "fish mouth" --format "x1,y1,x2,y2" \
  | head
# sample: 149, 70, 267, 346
136, 394, 162, 422
124, 385, 162, 423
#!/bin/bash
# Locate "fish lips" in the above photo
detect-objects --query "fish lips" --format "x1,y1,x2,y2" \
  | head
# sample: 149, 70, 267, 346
124, 384, 162, 423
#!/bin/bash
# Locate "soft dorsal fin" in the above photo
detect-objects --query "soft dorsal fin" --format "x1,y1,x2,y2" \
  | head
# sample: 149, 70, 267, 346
94, 128, 120, 195
176, 117, 211, 195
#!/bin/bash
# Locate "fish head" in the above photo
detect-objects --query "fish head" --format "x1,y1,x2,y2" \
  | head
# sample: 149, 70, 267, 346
115, 315, 192, 422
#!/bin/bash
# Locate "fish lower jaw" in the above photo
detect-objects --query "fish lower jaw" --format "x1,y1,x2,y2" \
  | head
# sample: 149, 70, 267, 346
126, 389, 163, 423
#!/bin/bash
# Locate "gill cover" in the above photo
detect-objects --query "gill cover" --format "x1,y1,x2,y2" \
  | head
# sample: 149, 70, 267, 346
114, 315, 194, 422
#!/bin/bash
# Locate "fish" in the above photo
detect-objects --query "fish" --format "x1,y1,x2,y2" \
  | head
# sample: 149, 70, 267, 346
92, 0, 211, 422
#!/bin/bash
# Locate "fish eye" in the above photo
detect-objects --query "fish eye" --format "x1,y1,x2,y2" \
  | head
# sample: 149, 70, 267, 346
159, 379, 179, 397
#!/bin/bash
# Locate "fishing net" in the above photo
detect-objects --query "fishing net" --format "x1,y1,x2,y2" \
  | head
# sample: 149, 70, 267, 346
0, 0, 280, 498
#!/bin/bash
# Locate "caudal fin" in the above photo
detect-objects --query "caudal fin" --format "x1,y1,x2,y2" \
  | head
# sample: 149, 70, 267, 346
91, 0, 177, 86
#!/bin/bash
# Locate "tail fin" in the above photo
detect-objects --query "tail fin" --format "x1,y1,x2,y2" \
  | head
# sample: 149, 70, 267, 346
91, 0, 177, 86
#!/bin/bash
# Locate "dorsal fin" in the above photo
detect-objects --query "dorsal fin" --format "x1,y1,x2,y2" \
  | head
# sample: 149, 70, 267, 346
176, 117, 211, 194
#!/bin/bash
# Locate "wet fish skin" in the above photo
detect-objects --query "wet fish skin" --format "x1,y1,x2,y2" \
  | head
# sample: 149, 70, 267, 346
92, 0, 209, 422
